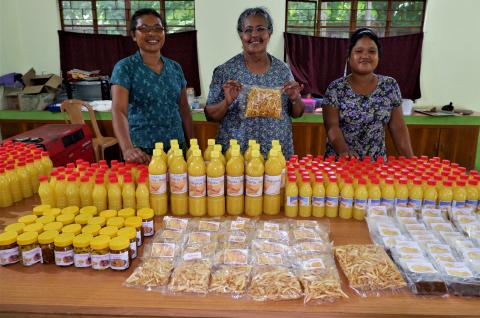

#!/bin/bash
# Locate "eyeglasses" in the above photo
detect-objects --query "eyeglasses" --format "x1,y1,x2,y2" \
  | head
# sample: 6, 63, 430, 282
242, 26, 269, 35
136, 25, 165, 33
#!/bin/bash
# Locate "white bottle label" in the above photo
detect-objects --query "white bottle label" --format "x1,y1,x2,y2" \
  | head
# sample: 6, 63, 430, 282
312, 196, 325, 207
149, 174, 167, 194
22, 247, 42, 266
299, 196, 311, 207
246, 176, 263, 197
130, 241, 137, 259
188, 175, 206, 197
340, 197, 353, 208
0, 247, 19, 265
227, 175, 244, 196
207, 176, 225, 197
55, 249, 74, 266
91, 253, 110, 270
136, 229, 142, 246
74, 253, 91, 268
110, 250, 129, 270
142, 219, 155, 237
170, 173, 188, 194
264, 174, 281, 195
325, 196, 338, 207
286, 196, 298, 206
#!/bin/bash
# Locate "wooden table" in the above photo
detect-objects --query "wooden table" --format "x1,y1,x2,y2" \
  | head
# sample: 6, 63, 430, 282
1, 197, 479, 318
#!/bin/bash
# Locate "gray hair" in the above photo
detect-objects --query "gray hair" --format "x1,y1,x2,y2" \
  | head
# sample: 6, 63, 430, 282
236, 7, 273, 35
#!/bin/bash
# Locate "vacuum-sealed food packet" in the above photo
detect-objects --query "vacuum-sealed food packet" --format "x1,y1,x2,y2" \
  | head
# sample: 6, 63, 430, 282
244, 85, 282, 119
248, 265, 302, 301
124, 258, 174, 290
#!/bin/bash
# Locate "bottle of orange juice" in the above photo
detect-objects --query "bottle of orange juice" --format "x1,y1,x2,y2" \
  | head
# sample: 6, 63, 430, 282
325, 176, 339, 218
206, 150, 225, 217
121, 174, 136, 209
263, 149, 282, 215
284, 175, 298, 218
225, 139, 238, 163
273, 144, 286, 208
149, 149, 167, 215
298, 175, 312, 217
408, 179, 423, 212
368, 178, 381, 208
186, 138, 198, 160
381, 178, 396, 214
55, 174, 68, 208
25, 158, 39, 193
226, 147, 244, 216
38, 175, 54, 207
170, 149, 188, 216
5, 165, 22, 203
244, 140, 256, 164
108, 176, 122, 211
437, 180, 452, 215
66, 175, 80, 207
187, 144, 200, 166
136, 175, 150, 209
33, 153, 46, 177
41, 151, 53, 178
353, 178, 368, 220
423, 180, 438, 209
92, 177, 107, 212
16, 161, 33, 199
466, 179, 479, 211
154, 142, 168, 163
339, 178, 354, 219
79, 176, 93, 207
0, 168, 13, 208
188, 149, 207, 216
312, 174, 325, 218
203, 139, 215, 166
245, 149, 264, 217
395, 178, 409, 207
452, 180, 467, 208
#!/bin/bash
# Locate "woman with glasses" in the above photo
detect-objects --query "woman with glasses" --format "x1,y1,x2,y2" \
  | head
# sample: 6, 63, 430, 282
322, 28, 413, 160
204, 7, 304, 159
111, 8, 194, 164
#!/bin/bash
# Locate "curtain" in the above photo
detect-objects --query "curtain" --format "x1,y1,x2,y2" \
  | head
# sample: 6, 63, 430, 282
58, 30, 201, 94
284, 32, 423, 100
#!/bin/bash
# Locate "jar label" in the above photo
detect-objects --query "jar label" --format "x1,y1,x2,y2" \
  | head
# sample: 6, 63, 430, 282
55, 249, 74, 266
227, 175, 244, 196
149, 174, 167, 194
110, 250, 129, 270
130, 241, 137, 259
170, 173, 188, 194
207, 176, 225, 197
189, 175, 206, 197
91, 253, 110, 270
22, 247, 42, 266
136, 229, 142, 246
245, 176, 263, 197
0, 246, 20, 265
264, 174, 281, 195
142, 219, 155, 237
74, 253, 91, 267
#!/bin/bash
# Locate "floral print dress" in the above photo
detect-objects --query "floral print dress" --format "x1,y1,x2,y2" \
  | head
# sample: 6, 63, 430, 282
322, 75, 402, 160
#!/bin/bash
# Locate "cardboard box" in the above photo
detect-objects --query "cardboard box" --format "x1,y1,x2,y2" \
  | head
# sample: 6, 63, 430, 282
0, 85, 22, 110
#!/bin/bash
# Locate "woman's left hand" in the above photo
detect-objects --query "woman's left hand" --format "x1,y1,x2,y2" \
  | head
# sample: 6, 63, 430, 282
283, 80, 304, 102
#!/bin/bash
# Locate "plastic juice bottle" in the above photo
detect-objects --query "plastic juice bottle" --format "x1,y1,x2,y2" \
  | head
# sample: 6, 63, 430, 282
298, 175, 313, 217
92, 177, 107, 212
167, 139, 179, 156
5, 164, 22, 202
214, 144, 226, 166
353, 178, 368, 220
66, 175, 81, 207
244, 140, 256, 164
465, 179, 479, 211
395, 178, 409, 207
263, 149, 282, 216
136, 176, 150, 209
33, 154, 46, 177
381, 178, 396, 214
312, 175, 326, 217
187, 145, 200, 165
170, 149, 188, 216
408, 179, 423, 212
368, 178, 381, 208
245, 149, 264, 217
325, 176, 339, 218
226, 148, 244, 216
167, 143, 179, 168
186, 138, 198, 160
79, 176, 93, 207
339, 178, 354, 219
25, 158, 39, 193
122, 175, 136, 209
225, 139, 238, 163
284, 175, 298, 217
206, 150, 225, 217
452, 180, 467, 208
273, 144, 287, 208
108, 177, 122, 211
438, 180, 453, 213
423, 180, 438, 209
41, 151, 53, 177
188, 149, 207, 217
16, 161, 33, 199
203, 139, 215, 166
148, 149, 167, 215
54, 174, 68, 208
0, 168, 13, 208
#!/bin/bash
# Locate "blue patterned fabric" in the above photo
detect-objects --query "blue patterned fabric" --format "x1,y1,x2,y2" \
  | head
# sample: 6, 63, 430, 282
206, 53, 296, 159
111, 51, 187, 153
322, 75, 402, 160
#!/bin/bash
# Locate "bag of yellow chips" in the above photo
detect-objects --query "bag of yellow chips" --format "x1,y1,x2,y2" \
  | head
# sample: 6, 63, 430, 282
245, 85, 282, 119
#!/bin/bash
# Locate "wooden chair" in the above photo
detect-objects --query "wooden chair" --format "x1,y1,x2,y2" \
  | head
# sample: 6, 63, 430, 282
60, 99, 118, 161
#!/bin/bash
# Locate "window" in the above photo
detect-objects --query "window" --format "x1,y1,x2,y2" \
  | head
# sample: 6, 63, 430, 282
59, 0, 195, 35
286, 0, 426, 37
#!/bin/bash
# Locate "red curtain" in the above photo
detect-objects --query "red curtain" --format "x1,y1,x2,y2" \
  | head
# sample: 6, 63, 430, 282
284, 32, 423, 100
58, 30, 201, 94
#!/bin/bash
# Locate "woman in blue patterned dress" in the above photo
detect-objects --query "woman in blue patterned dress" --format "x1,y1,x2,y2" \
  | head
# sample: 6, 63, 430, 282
111, 8, 194, 164
204, 7, 305, 159
322, 28, 413, 160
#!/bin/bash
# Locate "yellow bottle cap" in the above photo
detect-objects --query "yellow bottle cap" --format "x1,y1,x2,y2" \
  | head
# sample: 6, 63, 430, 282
36, 215, 55, 225
153, 149, 162, 157
190, 138, 198, 145
43, 221, 63, 232
99, 209, 117, 220
32, 204, 51, 216
73, 233, 93, 248
214, 144, 222, 152
38, 230, 59, 244
18, 214, 38, 225
56, 213, 75, 225
155, 142, 164, 150
248, 139, 256, 146
43, 208, 61, 217
90, 235, 110, 250
79, 206, 98, 216
0, 231, 17, 246
5, 223, 25, 235
272, 139, 280, 146
207, 139, 215, 146
23, 222, 43, 234
109, 236, 129, 251
87, 216, 106, 227
230, 139, 238, 146
107, 216, 124, 229
75, 213, 92, 225
137, 208, 154, 219
170, 139, 179, 146
62, 224, 82, 236
17, 231, 38, 246
99, 225, 118, 238
54, 232, 74, 247
62, 206, 79, 216
118, 208, 135, 218
81, 224, 101, 236
124, 216, 142, 228
117, 227, 136, 240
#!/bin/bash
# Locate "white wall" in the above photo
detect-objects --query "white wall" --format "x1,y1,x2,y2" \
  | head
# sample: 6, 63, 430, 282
0, 0, 479, 110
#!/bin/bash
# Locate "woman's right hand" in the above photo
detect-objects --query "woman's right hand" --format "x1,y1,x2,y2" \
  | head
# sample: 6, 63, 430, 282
222, 80, 243, 106
338, 150, 359, 160
123, 147, 151, 164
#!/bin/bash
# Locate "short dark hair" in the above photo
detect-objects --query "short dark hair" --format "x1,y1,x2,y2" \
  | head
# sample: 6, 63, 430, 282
348, 28, 381, 57
236, 7, 273, 35
130, 8, 166, 32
